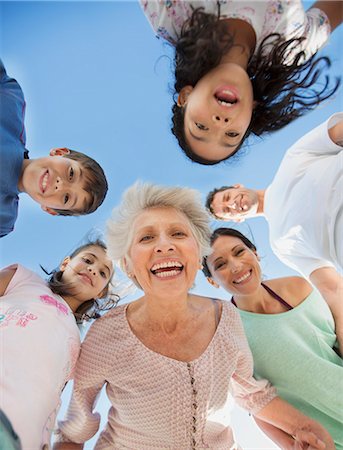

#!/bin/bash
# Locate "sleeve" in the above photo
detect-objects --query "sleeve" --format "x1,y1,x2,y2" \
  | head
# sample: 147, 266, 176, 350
299, 7, 331, 60
139, 0, 204, 45
55, 323, 107, 444
287, 112, 343, 157
273, 247, 335, 280
0, 59, 8, 83
3, 264, 34, 295
228, 305, 277, 415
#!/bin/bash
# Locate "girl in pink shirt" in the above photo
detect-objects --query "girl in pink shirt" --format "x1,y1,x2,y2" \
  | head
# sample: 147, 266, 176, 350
0, 240, 115, 450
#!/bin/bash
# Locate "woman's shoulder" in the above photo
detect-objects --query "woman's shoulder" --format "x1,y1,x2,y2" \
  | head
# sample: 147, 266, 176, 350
264, 276, 312, 306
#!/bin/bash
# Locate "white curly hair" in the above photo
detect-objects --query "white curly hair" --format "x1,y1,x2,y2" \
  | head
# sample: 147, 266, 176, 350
106, 181, 212, 274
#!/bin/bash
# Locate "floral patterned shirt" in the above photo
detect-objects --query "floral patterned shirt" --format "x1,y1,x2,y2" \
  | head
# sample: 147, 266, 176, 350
141, 0, 331, 61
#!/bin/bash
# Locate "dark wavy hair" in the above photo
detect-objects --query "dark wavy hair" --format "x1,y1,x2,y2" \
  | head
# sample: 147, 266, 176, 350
52, 149, 108, 216
42, 240, 118, 324
171, 8, 340, 165
202, 228, 256, 278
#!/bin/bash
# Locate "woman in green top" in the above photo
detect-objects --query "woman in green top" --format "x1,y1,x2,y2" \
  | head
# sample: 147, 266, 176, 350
203, 227, 343, 449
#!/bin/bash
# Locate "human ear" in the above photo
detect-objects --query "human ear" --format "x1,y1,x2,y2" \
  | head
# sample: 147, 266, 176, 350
49, 147, 70, 157
233, 183, 244, 189
60, 256, 71, 272
177, 86, 193, 107
41, 205, 59, 216
206, 277, 220, 289
123, 257, 133, 276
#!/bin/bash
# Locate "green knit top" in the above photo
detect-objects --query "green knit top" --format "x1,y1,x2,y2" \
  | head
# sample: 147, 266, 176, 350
236, 289, 343, 448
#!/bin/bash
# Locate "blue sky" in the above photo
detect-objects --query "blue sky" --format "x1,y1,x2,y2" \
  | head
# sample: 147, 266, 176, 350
0, 1, 342, 448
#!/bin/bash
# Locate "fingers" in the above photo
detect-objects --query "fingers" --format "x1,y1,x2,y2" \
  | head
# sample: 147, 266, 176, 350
293, 429, 326, 450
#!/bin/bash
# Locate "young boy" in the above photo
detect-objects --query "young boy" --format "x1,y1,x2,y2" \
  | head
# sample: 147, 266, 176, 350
0, 60, 108, 238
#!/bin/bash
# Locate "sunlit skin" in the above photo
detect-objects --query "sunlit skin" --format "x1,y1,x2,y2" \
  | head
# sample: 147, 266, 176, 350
179, 63, 254, 162
17, 147, 91, 215
206, 235, 312, 315
178, 18, 256, 162
211, 185, 264, 221
60, 245, 114, 312
206, 235, 262, 299
125, 207, 200, 299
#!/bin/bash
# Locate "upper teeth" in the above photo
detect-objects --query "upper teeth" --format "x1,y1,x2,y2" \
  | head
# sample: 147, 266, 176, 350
42, 173, 48, 191
218, 100, 233, 107
234, 271, 251, 284
151, 261, 183, 271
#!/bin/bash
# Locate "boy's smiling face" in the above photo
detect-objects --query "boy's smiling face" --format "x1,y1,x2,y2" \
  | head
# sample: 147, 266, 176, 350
18, 148, 91, 215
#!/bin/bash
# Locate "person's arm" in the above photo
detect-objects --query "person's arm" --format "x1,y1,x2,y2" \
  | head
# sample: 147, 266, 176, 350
310, 1, 343, 31
229, 305, 334, 449
255, 396, 334, 449
0, 266, 17, 296
328, 118, 343, 146
254, 417, 296, 449
53, 322, 108, 447
310, 266, 343, 355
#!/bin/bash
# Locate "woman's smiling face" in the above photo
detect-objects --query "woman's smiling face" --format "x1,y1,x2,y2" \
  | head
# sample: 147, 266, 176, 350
179, 63, 254, 162
125, 207, 200, 295
206, 235, 261, 295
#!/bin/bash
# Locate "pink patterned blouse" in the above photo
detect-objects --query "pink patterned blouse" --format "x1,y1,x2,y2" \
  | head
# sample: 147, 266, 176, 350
57, 300, 276, 449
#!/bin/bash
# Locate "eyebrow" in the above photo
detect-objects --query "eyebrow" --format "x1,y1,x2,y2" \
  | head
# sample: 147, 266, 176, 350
188, 129, 240, 149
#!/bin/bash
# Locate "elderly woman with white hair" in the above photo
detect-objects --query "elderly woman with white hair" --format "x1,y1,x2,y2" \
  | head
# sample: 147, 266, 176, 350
54, 182, 335, 450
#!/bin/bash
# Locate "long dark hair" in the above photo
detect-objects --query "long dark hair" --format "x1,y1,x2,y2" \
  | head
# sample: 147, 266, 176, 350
42, 240, 119, 324
172, 8, 340, 165
202, 228, 256, 278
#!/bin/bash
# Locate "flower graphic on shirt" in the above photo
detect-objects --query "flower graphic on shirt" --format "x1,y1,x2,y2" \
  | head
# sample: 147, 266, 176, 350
40, 295, 69, 315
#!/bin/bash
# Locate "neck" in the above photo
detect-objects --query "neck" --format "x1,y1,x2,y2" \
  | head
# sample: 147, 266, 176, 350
138, 290, 193, 331
60, 294, 81, 313
219, 19, 256, 69
233, 283, 269, 313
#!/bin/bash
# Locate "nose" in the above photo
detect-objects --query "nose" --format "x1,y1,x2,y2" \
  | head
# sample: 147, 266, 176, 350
87, 266, 97, 276
228, 260, 241, 274
55, 176, 62, 191
212, 115, 229, 126
154, 235, 176, 253
55, 175, 71, 191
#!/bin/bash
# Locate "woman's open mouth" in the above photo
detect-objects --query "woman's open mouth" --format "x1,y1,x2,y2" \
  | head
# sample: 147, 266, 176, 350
150, 261, 183, 279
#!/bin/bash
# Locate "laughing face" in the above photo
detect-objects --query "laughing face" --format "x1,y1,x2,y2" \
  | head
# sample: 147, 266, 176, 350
60, 245, 113, 305
179, 63, 254, 162
125, 207, 200, 295
18, 148, 91, 215
211, 185, 259, 221
206, 235, 261, 296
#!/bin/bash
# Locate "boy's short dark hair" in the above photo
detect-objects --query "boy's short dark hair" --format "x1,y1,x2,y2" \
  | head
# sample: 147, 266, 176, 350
205, 185, 234, 217
53, 149, 108, 216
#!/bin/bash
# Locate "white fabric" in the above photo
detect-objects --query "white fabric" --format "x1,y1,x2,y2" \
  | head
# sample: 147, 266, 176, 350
264, 113, 343, 278
0, 264, 80, 450
141, 0, 331, 61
